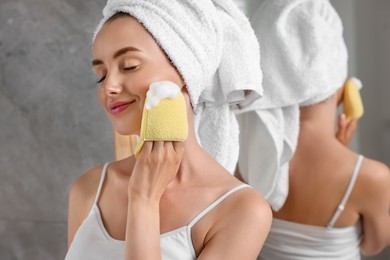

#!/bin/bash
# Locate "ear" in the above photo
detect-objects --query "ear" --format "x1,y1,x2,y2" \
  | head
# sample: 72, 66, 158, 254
336, 85, 345, 106
180, 86, 195, 114
181, 86, 190, 103
177, 73, 186, 90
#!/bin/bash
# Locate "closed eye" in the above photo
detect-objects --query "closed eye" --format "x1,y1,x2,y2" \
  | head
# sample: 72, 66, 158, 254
96, 65, 139, 84
123, 65, 139, 71
96, 75, 106, 84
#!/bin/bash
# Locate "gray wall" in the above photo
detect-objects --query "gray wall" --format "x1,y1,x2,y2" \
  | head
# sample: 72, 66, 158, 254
331, 0, 390, 166
0, 0, 112, 259
352, 1, 390, 257
353, 0, 390, 165
0, 0, 389, 259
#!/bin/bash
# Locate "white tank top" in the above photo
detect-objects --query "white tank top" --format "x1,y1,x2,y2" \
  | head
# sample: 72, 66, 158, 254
259, 155, 364, 260
65, 163, 249, 260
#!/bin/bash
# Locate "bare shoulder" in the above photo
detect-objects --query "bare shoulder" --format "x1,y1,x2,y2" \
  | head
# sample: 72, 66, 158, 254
69, 164, 105, 207
206, 164, 272, 219
358, 158, 390, 190
214, 168, 272, 223
213, 185, 272, 236
230, 186, 272, 234
361, 157, 390, 174
354, 157, 390, 209
67, 164, 105, 247
216, 167, 272, 224
199, 186, 272, 259
232, 186, 272, 219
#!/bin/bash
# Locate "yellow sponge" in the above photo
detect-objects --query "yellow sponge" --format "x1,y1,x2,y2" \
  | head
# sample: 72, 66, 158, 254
134, 81, 188, 156
343, 77, 364, 123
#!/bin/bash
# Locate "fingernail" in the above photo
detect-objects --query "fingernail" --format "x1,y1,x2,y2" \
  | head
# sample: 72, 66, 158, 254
341, 113, 346, 121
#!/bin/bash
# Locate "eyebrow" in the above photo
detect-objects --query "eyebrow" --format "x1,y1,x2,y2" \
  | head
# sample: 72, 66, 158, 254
92, 46, 142, 66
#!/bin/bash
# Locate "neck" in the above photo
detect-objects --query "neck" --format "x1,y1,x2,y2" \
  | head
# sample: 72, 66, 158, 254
299, 96, 338, 139
172, 114, 212, 183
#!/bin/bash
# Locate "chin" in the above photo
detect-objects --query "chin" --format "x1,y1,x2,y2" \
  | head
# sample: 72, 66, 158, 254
112, 123, 140, 136
109, 113, 141, 136
115, 128, 139, 136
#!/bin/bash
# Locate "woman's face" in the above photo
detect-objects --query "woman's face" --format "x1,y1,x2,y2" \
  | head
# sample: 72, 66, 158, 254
92, 15, 184, 135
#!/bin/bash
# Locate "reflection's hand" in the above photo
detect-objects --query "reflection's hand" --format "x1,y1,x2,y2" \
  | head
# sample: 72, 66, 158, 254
336, 113, 358, 147
128, 141, 184, 201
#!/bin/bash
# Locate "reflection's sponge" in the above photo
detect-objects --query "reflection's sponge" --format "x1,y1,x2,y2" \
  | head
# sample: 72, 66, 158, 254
343, 77, 364, 123
134, 81, 188, 156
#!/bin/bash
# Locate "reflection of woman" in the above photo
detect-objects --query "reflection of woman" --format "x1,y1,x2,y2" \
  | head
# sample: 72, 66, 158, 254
235, 0, 390, 259
262, 89, 390, 259
66, 0, 271, 259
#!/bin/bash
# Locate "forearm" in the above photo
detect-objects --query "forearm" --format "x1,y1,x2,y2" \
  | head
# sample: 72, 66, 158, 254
125, 196, 161, 260
359, 170, 390, 256
360, 228, 390, 256
360, 237, 388, 256
359, 215, 390, 256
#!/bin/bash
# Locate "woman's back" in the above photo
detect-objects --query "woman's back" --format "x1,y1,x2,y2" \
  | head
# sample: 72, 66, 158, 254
259, 135, 363, 259
274, 136, 361, 228
266, 100, 390, 258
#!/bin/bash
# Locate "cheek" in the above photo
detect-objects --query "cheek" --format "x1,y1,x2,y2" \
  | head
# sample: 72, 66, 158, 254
142, 64, 183, 89
116, 108, 143, 136
127, 64, 184, 109
129, 72, 156, 106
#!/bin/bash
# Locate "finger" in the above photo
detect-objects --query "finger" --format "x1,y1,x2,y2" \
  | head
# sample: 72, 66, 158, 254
336, 113, 346, 143
163, 141, 174, 151
152, 141, 164, 152
348, 119, 358, 133
172, 141, 184, 155
339, 113, 347, 129
345, 119, 358, 142
140, 141, 153, 156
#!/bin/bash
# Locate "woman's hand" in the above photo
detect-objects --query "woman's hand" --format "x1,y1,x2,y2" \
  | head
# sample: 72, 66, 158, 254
125, 141, 184, 260
128, 141, 185, 201
336, 113, 358, 147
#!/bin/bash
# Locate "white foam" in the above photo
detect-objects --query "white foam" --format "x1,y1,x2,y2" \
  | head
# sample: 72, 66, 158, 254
350, 77, 363, 90
145, 81, 181, 110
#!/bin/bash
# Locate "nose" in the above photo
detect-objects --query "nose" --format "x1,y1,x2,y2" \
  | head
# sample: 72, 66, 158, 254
104, 73, 123, 96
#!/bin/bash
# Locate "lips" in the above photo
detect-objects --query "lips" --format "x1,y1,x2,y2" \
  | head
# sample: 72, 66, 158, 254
108, 100, 135, 115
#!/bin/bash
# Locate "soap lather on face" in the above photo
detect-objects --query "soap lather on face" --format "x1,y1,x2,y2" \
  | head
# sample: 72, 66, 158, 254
145, 81, 181, 110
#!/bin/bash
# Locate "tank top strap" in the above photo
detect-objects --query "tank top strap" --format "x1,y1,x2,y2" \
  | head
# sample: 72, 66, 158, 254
188, 184, 250, 228
327, 155, 364, 228
93, 163, 110, 205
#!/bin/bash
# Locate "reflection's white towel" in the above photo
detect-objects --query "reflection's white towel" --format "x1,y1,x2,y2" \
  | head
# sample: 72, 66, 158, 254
95, 0, 263, 173
237, 0, 348, 210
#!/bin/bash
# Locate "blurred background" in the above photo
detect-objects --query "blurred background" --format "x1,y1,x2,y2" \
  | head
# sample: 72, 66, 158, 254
0, 0, 389, 259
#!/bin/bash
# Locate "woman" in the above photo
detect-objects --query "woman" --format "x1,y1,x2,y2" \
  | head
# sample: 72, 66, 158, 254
260, 88, 390, 259
66, 0, 271, 259
235, 0, 390, 258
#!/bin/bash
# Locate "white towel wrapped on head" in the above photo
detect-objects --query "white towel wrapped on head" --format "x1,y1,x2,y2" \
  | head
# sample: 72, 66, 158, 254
236, 0, 348, 210
94, 0, 263, 173
254, 0, 348, 109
